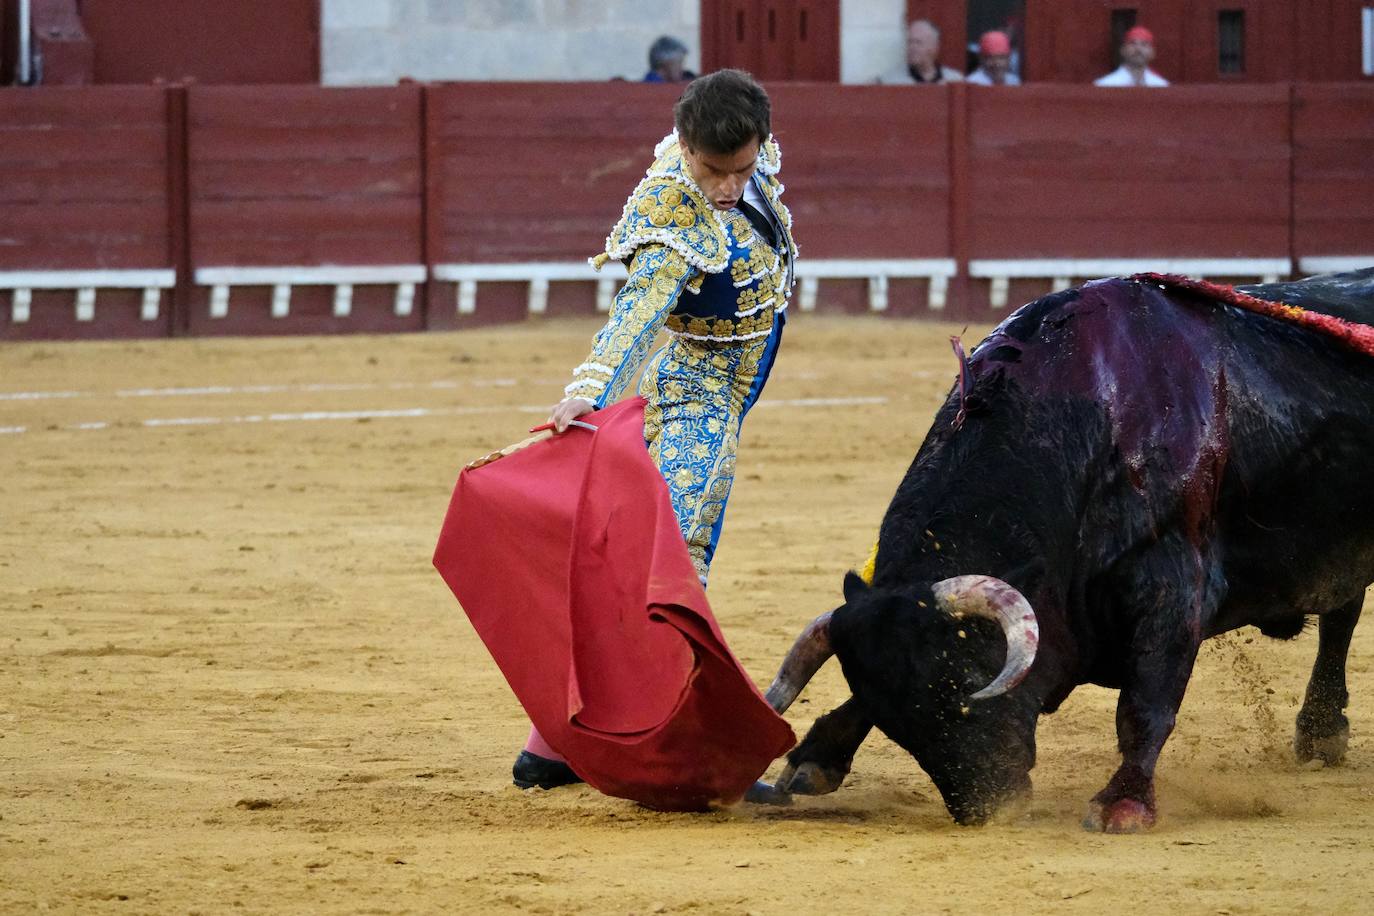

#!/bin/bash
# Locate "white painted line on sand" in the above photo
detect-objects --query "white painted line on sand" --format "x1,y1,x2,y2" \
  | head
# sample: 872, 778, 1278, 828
754, 396, 888, 409
0, 379, 522, 402
10, 396, 890, 438
0, 390, 83, 401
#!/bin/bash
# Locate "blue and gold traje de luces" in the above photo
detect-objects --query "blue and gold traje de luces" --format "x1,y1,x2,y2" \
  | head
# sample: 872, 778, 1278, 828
566, 132, 797, 582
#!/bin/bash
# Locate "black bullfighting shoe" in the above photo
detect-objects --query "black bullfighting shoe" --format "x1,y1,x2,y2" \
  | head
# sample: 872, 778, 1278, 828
511, 750, 584, 790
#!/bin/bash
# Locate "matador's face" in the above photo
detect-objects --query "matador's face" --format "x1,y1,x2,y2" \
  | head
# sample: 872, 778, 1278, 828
681, 139, 761, 212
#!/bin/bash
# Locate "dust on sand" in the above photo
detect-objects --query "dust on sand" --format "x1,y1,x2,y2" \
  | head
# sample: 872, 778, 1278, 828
2, 317, 1371, 914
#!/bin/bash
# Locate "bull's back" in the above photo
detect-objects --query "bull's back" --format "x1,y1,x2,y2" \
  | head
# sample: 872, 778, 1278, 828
1212, 296, 1374, 627
972, 276, 1374, 629
1239, 267, 1374, 326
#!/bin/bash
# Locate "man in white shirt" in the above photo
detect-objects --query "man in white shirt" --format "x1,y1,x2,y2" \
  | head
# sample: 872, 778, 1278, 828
1095, 26, 1170, 87
879, 19, 963, 85
966, 31, 1021, 86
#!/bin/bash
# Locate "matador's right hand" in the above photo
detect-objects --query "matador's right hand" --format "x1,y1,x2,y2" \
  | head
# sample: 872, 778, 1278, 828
549, 397, 595, 433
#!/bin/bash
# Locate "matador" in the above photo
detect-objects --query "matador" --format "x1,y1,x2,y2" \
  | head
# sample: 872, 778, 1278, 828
515, 68, 798, 791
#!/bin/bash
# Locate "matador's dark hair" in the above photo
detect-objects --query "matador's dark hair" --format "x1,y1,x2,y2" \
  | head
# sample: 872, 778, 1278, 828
673, 69, 771, 155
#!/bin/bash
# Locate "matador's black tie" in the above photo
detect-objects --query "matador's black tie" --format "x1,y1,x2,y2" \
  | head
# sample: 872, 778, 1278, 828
735, 199, 778, 249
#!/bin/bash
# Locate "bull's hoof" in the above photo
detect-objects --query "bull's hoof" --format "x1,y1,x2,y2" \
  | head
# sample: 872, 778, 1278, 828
743, 780, 793, 807
1082, 798, 1156, 834
1294, 727, 1348, 766
986, 788, 1033, 825
777, 761, 846, 796
1294, 721, 1349, 767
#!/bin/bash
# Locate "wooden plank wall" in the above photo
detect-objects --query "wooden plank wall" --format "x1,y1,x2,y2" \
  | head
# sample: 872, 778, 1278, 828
0, 82, 1371, 340
965, 84, 1293, 310
185, 85, 424, 336
0, 86, 170, 339
425, 82, 677, 328
1292, 84, 1374, 259
771, 84, 951, 314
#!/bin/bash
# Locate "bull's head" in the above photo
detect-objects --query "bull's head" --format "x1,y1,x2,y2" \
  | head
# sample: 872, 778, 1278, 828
768, 572, 1040, 825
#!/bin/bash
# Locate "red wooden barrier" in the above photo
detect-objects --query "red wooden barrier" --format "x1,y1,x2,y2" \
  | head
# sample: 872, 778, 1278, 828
772, 83, 952, 314
771, 83, 951, 257
425, 82, 680, 328
185, 85, 424, 336
964, 84, 1294, 310
967, 84, 1291, 258
1292, 84, 1374, 265
0, 86, 171, 340
1, 82, 1370, 341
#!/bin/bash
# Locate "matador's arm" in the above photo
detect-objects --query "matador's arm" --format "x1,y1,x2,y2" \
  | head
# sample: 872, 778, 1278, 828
563, 244, 697, 409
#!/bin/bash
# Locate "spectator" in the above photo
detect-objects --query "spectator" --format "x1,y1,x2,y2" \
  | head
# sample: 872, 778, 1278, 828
880, 19, 963, 84
966, 31, 1020, 85
1095, 26, 1169, 86
643, 35, 696, 83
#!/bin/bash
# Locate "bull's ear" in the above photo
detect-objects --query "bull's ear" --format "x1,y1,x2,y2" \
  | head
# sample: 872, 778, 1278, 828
842, 570, 869, 603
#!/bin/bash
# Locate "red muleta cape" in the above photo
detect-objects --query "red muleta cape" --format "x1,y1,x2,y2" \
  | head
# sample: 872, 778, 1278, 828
433, 397, 795, 811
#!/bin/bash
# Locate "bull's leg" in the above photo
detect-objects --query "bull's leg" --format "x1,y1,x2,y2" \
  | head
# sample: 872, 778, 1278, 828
1084, 631, 1200, 833
1087, 538, 1220, 833
777, 696, 873, 795
1295, 596, 1363, 766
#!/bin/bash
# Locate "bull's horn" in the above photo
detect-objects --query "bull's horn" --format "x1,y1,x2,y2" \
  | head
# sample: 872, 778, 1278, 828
931, 575, 1039, 701
764, 611, 834, 714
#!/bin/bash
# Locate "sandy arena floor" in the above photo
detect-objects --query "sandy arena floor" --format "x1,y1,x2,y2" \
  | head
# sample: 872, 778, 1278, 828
2, 316, 1371, 914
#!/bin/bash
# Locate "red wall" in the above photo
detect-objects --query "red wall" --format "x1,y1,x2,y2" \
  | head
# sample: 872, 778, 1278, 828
0, 87, 170, 269
967, 84, 1291, 259
182, 85, 422, 336
427, 83, 676, 266
702, 1, 841, 81
1009, 0, 1374, 84
0, 86, 171, 338
772, 85, 951, 259
1293, 84, 1374, 258
80, 0, 319, 84
424, 82, 681, 327
1, 82, 1372, 340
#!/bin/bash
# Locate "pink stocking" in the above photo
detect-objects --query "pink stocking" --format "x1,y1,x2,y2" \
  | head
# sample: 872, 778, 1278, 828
523, 725, 566, 762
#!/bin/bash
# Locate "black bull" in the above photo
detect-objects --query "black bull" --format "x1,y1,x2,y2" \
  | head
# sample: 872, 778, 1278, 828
762, 270, 1374, 832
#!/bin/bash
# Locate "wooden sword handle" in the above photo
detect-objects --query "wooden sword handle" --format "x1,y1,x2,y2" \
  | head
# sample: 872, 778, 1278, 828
463, 428, 556, 471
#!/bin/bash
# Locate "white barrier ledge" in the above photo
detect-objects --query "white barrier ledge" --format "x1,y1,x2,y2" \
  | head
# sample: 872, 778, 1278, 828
433, 258, 957, 315
1298, 257, 1372, 275
432, 262, 631, 315
967, 258, 1293, 307
0, 269, 175, 324
794, 259, 958, 312
0, 269, 176, 290
194, 265, 426, 319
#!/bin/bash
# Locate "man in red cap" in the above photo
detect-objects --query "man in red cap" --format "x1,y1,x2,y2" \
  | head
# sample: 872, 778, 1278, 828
1095, 26, 1170, 86
966, 30, 1020, 85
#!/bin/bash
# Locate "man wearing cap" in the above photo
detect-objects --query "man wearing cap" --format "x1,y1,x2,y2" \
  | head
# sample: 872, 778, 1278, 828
1095, 26, 1169, 86
966, 30, 1020, 85
880, 19, 963, 85
643, 34, 696, 83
